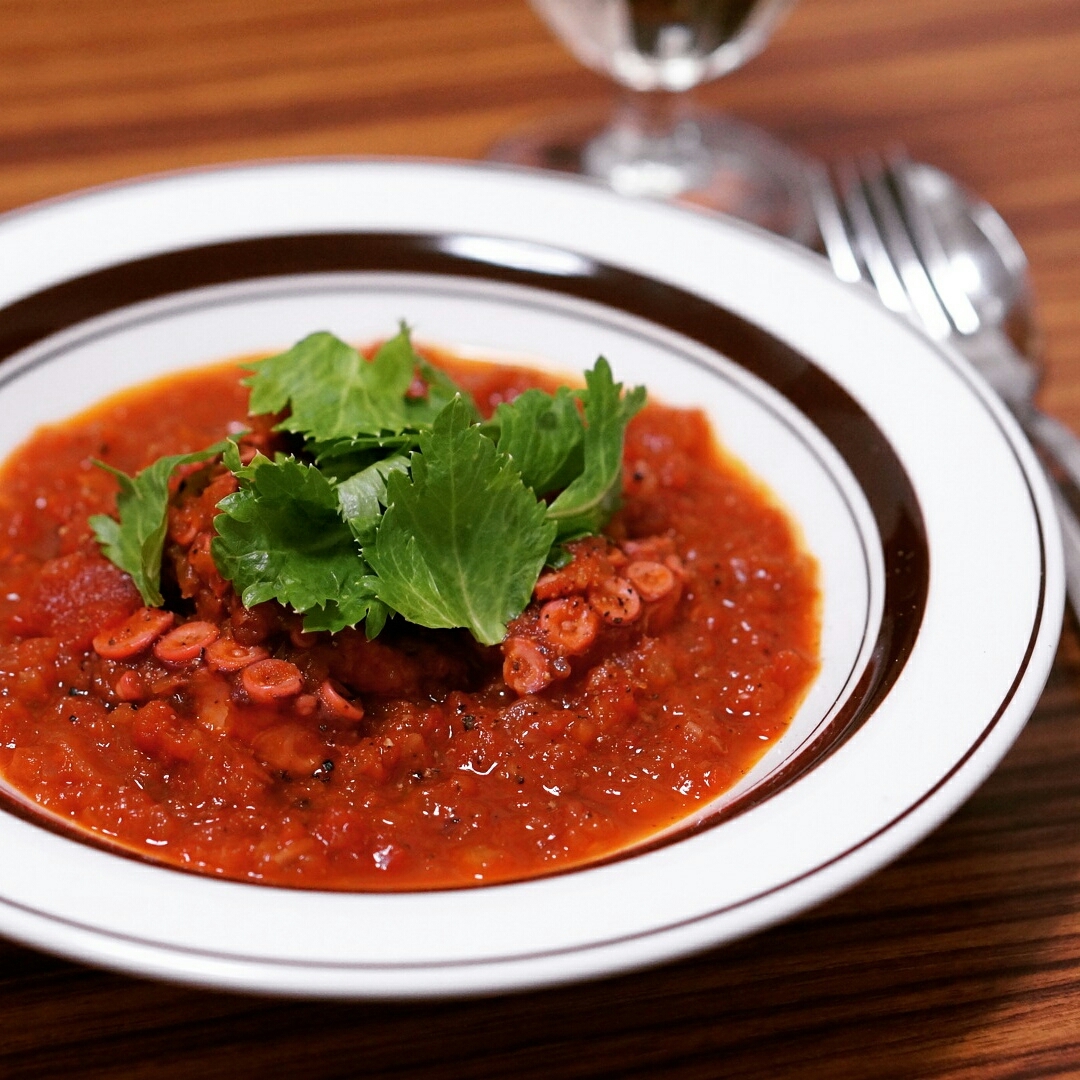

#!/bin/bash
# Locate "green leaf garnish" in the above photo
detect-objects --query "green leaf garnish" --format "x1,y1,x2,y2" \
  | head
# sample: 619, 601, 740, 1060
211, 455, 375, 628
493, 386, 585, 496
336, 453, 410, 546
88, 440, 232, 606
309, 432, 420, 463
244, 330, 414, 441
243, 324, 477, 443
365, 397, 557, 645
545, 357, 646, 540
91, 326, 646, 644
299, 593, 388, 637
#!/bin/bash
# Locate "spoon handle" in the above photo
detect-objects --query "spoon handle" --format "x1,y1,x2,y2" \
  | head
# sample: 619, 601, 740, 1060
1019, 409, 1080, 622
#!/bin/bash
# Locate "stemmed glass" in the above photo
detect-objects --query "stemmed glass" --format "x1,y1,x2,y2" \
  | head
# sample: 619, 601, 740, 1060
491, 0, 815, 242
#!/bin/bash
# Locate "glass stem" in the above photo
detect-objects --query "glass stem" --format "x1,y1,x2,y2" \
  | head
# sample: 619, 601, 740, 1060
583, 90, 711, 198
614, 88, 693, 138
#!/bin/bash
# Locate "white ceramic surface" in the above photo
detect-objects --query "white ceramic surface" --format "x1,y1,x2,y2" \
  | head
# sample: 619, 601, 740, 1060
0, 160, 1063, 997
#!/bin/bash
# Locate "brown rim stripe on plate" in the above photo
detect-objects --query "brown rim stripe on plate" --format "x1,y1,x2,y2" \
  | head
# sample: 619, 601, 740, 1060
0, 231, 929, 876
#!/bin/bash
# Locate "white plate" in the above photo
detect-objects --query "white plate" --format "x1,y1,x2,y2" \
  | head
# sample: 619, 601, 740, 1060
0, 160, 1063, 997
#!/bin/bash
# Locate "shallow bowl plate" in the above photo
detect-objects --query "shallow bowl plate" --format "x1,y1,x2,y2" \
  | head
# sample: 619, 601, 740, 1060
0, 161, 1063, 997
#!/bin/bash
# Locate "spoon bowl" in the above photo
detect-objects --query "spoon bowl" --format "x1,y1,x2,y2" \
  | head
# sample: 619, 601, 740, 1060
902, 162, 1037, 360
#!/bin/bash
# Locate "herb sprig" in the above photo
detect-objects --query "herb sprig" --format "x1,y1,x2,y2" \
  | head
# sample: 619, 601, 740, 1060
91, 325, 645, 645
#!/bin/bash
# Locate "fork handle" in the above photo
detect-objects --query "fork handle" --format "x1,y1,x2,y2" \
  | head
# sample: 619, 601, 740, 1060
1019, 408, 1080, 623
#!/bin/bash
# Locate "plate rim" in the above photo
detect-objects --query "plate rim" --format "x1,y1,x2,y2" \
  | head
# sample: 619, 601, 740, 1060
0, 159, 1063, 997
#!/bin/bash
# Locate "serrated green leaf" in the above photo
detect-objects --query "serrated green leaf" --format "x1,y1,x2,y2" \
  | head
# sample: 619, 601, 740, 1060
243, 326, 478, 444
299, 592, 387, 636
336, 453, 410, 546
89, 440, 232, 606
545, 357, 645, 541
211, 456, 370, 619
309, 431, 420, 465
244, 331, 415, 441
377, 323, 479, 427
366, 397, 557, 645
493, 386, 585, 496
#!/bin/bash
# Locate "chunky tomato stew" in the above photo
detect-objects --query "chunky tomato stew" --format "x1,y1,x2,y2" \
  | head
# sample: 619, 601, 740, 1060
0, 350, 818, 889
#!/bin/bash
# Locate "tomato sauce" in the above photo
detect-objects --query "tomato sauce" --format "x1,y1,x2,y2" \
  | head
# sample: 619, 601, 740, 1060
0, 352, 819, 890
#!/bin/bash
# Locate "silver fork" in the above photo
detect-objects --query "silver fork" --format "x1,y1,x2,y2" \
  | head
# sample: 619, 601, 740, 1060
808, 151, 1080, 619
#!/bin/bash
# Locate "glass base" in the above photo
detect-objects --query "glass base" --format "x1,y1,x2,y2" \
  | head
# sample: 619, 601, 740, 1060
489, 103, 817, 245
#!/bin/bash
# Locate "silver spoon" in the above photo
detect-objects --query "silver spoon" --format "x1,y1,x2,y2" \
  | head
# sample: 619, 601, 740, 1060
811, 154, 1080, 619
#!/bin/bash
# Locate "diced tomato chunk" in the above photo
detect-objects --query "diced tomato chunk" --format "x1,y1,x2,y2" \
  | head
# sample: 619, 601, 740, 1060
11, 551, 141, 649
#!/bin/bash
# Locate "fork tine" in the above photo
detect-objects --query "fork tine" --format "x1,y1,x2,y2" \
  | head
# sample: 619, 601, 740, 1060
805, 161, 863, 283
885, 150, 982, 335
857, 152, 954, 340
836, 156, 914, 318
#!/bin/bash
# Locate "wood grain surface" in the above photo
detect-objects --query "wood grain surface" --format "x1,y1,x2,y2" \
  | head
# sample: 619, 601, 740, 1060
1, 0, 1079, 1076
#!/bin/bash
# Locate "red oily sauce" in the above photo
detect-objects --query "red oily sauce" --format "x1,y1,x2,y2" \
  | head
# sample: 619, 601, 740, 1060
0, 352, 819, 890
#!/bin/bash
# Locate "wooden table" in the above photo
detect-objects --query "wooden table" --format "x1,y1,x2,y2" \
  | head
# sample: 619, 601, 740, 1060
1, 1, 1079, 1075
